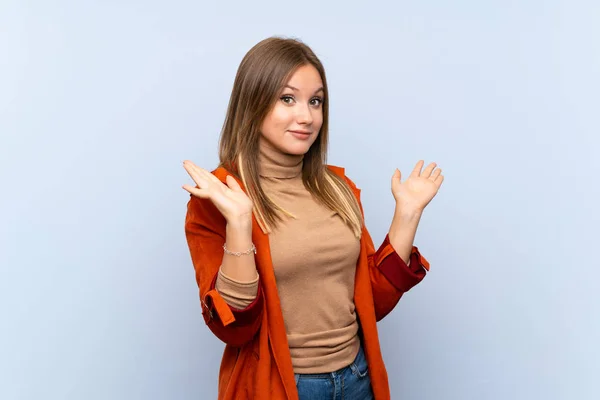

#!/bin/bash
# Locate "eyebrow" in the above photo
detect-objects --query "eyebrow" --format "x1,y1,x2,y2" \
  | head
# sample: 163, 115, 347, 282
284, 84, 325, 94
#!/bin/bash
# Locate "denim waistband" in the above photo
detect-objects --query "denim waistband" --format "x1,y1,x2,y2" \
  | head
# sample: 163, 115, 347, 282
293, 345, 366, 382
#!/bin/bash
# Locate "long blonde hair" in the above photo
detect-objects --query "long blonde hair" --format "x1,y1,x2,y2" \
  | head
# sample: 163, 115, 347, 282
218, 37, 363, 238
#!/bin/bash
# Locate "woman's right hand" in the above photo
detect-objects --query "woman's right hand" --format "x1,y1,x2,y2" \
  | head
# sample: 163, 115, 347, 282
182, 160, 254, 225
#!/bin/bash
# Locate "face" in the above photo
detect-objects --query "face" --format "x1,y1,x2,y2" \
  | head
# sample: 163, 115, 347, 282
259, 64, 324, 155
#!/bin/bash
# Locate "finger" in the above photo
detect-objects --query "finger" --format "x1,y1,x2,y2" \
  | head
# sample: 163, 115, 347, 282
198, 167, 222, 184
182, 184, 210, 198
184, 166, 210, 188
409, 160, 425, 178
183, 162, 204, 181
185, 164, 217, 189
422, 162, 437, 178
434, 175, 444, 187
430, 168, 442, 181
189, 164, 213, 180
184, 161, 219, 185
225, 175, 243, 192
391, 168, 401, 190
183, 160, 202, 176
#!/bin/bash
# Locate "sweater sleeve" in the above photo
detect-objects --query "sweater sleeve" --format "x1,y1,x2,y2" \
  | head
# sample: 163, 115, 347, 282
215, 267, 259, 309
363, 227, 429, 321
184, 194, 264, 347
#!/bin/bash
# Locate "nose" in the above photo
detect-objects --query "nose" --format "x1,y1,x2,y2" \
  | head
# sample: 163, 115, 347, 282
296, 104, 313, 125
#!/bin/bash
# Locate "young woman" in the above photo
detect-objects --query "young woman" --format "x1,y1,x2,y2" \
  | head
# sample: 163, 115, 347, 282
183, 36, 444, 400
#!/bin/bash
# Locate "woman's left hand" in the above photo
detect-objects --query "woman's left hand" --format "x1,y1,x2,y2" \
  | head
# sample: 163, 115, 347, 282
391, 160, 444, 213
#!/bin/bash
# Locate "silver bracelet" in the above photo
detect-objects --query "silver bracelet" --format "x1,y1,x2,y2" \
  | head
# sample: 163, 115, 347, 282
223, 243, 257, 257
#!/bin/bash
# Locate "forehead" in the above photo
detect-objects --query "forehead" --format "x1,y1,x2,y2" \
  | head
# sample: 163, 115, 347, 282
286, 64, 323, 90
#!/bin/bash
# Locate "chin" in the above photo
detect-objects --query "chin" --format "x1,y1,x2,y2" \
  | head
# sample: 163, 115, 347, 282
283, 143, 313, 155
282, 136, 318, 155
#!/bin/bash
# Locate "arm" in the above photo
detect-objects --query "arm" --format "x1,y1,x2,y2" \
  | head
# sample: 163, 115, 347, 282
388, 207, 423, 265
369, 160, 444, 320
184, 195, 263, 347
360, 204, 429, 322
213, 219, 261, 309
342, 175, 430, 321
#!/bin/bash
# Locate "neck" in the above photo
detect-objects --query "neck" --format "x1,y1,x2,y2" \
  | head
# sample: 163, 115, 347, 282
258, 140, 304, 179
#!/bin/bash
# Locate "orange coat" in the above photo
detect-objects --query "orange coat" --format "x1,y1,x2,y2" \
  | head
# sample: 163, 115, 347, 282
184, 165, 430, 400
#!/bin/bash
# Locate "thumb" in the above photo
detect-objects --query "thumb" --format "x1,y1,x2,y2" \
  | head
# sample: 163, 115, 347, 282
225, 175, 243, 192
391, 168, 401, 188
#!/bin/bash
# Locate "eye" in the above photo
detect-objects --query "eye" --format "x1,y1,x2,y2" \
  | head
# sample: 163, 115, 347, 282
280, 95, 295, 105
310, 97, 323, 107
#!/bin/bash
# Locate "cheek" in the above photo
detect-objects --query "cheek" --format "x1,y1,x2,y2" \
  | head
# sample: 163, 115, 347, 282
269, 105, 293, 127
261, 106, 292, 143
314, 110, 324, 130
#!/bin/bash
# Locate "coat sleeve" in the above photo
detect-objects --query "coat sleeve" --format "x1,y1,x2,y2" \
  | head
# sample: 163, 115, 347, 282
184, 194, 264, 347
344, 176, 430, 321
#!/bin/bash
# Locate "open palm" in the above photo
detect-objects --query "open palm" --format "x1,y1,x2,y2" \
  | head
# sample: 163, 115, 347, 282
391, 160, 444, 212
182, 160, 253, 223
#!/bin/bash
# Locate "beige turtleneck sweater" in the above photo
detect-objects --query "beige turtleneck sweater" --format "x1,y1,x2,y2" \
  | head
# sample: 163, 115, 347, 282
215, 141, 361, 374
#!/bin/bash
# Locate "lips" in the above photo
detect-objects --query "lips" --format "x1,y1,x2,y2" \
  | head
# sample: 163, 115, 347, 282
289, 130, 312, 140
289, 130, 311, 135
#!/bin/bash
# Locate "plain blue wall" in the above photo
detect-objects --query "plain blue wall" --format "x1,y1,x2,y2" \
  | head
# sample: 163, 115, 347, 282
1, 1, 598, 399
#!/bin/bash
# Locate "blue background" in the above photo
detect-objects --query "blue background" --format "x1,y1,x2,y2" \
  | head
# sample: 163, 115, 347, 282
1, 1, 598, 399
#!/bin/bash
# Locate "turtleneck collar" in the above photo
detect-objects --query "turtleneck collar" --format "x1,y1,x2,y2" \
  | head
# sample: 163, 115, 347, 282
258, 139, 304, 179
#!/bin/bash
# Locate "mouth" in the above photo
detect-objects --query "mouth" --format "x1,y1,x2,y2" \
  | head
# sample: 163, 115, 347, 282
289, 130, 311, 135
288, 130, 313, 140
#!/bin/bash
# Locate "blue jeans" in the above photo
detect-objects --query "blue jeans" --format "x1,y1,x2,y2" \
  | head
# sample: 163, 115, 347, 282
294, 345, 375, 400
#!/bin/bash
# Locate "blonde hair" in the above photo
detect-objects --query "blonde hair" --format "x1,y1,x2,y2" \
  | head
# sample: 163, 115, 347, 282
218, 37, 363, 238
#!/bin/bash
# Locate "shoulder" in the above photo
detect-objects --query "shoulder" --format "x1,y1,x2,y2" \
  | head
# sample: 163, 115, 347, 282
212, 164, 360, 194
326, 164, 346, 177
326, 164, 360, 196
213, 164, 355, 189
